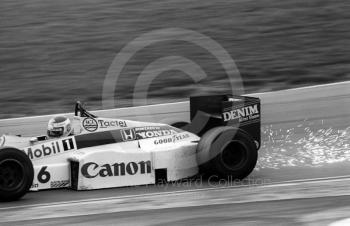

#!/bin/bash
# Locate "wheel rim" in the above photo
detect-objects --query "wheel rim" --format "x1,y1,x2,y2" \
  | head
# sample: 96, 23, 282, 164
221, 141, 248, 170
0, 159, 25, 191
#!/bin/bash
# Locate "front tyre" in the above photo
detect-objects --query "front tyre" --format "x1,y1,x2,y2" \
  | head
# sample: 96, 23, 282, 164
197, 127, 258, 179
0, 148, 34, 201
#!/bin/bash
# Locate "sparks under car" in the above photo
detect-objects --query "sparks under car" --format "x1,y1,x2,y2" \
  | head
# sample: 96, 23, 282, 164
0, 95, 261, 201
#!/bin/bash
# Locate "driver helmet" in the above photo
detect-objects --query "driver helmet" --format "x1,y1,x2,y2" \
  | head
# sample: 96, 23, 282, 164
47, 116, 72, 138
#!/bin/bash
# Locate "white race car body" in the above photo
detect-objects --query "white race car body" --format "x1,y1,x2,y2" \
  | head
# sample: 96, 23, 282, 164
1, 116, 200, 191
0, 96, 261, 201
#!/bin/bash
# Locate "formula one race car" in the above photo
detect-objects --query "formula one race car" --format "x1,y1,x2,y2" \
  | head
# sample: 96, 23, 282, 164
0, 95, 261, 201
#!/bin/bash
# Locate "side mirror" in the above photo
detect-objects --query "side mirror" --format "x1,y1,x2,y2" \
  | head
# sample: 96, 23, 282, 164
30, 137, 38, 143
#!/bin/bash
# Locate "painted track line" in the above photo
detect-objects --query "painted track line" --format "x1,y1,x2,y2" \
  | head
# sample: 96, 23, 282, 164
2, 174, 350, 211
1, 81, 350, 122
251, 80, 350, 96
3, 175, 350, 223
0, 101, 189, 122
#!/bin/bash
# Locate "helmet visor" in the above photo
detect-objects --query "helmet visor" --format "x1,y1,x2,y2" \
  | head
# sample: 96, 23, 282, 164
48, 127, 64, 137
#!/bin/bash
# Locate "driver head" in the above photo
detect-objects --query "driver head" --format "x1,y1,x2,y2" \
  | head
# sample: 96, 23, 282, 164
47, 116, 72, 138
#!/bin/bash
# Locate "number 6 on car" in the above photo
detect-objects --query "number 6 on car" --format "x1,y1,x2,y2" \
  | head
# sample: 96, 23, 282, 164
37, 166, 51, 184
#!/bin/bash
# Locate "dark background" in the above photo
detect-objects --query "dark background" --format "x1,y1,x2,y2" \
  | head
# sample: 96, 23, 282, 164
0, 0, 349, 118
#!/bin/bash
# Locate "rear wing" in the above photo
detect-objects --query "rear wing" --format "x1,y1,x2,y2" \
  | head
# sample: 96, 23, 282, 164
189, 95, 261, 149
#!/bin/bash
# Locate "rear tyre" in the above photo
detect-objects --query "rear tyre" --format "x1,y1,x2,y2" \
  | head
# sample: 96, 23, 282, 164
197, 126, 257, 179
0, 148, 34, 201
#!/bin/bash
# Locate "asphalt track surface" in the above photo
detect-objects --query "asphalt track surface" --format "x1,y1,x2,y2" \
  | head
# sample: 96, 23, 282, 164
1, 82, 350, 225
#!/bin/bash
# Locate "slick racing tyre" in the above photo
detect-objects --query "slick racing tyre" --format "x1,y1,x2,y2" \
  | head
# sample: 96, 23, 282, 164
0, 148, 34, 201
197, 126, 258, 179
